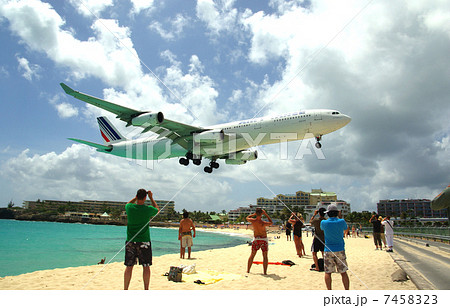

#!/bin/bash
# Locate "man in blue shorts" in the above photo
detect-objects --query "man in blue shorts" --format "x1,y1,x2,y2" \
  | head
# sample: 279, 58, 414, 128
124, 188, 159, 290
320, 204, 350, 290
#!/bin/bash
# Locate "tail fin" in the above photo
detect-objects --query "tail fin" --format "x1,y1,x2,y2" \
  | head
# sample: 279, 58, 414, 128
97, 116, 126, 143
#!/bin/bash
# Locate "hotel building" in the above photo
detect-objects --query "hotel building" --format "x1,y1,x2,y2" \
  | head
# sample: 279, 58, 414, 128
377, 199, 448, 218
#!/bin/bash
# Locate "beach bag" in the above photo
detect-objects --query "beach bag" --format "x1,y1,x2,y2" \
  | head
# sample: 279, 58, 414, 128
168, 266, 183, 282
311, 258, 324, 271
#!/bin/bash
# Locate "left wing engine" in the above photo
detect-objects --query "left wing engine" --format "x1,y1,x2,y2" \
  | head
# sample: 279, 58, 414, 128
131, 112, 164, 126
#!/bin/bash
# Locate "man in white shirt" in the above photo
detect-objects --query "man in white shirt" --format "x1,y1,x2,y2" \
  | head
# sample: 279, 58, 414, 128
381, 216, 394, 252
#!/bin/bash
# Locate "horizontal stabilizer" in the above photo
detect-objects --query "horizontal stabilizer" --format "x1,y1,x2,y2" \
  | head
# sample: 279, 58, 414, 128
68, 138, 112, 152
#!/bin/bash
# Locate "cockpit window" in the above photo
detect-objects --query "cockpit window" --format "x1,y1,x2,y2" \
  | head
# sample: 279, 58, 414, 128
332, 111, 340, 115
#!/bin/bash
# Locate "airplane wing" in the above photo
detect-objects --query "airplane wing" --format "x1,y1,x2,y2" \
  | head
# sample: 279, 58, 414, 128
60, 83, 204, 150
60, 83, 144, 124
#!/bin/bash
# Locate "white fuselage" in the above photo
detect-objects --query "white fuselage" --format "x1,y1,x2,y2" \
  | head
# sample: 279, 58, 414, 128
106, 109, 351, 160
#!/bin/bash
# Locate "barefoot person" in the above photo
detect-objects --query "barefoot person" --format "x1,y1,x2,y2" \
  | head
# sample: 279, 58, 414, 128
310, 208, 326, 271
289, 212, 306, 257
320, 204, 350, 290
246, 208, 273, 275
179, 211, 196, 259
124, 188, 160, 290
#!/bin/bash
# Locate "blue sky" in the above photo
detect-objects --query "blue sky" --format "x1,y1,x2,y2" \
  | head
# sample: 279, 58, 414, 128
1, 0, 449, 213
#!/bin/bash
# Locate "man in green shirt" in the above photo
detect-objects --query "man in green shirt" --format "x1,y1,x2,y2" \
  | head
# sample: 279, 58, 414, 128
124, 188, 159, 290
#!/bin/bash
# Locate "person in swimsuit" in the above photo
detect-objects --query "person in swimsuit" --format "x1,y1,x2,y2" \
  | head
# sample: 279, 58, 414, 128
179, 211, 196, 259
285, 221, 292, 241
246, 208, 273, 275
289, 212, 306, 257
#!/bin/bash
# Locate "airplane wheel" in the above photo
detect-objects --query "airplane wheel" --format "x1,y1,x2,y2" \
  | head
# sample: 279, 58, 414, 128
204, 166, 213, 173
186, 152, 193, 160
211, 162, 219, 169
315, 142, 322, 149
193, 159, 201, 166
179, 157, 189, 166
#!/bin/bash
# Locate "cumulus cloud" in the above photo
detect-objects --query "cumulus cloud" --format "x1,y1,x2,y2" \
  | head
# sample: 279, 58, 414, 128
237, 0, 450, 209
16, 56, 41, 81
0, 0, 142, 88
149, 13, 190, 41
1, 0, 448, 212
0, 144, 235, 212
196, 0, 238, 35
54, 102, 79, 118
130, 0, 155, 15
68, 0, 113, 17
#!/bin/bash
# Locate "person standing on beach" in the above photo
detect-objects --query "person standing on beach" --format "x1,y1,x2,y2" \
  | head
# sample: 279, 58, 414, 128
381, 216, 394, 252
320, 204, 349, 290
370, 214, 382, 250
246, 208, 273, 275
289, 212, 306, 257
285, 221, 292, 241
179, 211, 196, 259
124, 188, 160, 290
310, 208, 326, 271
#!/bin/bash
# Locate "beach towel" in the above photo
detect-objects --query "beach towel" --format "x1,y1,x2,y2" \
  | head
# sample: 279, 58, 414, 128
182, 270, 243, 285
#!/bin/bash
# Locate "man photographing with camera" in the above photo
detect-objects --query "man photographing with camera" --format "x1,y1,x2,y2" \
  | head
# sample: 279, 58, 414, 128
124, 188, 160, 290
320, 204, 350, 290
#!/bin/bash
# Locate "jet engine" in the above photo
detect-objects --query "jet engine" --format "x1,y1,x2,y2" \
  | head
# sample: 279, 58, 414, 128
131, 112, 164, 126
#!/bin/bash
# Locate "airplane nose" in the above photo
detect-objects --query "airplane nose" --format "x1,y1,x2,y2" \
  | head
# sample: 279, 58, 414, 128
342, 114, 351, 126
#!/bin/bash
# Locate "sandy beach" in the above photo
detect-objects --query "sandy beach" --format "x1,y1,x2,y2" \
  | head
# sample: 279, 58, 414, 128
0, 227, 417, 290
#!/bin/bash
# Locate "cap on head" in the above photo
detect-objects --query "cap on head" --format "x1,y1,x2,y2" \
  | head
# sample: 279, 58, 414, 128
324, 204, 338, 213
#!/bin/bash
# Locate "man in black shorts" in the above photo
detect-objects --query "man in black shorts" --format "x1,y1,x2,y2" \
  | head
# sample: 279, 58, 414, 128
310, 208, 326, 271
124, 188, 159, 290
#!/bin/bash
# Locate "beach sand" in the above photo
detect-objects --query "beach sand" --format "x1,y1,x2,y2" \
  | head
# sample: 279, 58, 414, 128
0, 228, 417, 290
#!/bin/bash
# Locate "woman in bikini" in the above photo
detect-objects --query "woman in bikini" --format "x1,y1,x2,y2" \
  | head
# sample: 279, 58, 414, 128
289, 212, 306, 257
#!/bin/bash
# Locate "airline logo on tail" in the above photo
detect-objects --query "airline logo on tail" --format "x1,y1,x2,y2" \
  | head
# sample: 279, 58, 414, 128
97, 116, 125, 143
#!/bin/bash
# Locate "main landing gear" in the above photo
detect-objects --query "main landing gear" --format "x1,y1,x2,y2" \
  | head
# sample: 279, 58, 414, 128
204, 161, 219, 174
315, 135, 322, 149
179, 152, 220, 173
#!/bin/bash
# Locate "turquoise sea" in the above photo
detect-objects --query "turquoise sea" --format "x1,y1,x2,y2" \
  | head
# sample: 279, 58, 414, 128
0, 220, 248, 277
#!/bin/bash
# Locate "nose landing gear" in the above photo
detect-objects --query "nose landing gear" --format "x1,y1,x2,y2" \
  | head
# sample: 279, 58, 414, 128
315, 135, 322, 149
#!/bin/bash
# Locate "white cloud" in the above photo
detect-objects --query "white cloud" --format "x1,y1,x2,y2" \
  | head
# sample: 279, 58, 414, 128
236, 0, 450, 210
0, 0, 142, 88
16, 56, 41, 81
0, 144, 235, 212
68, 0, 114, 17
1, 0, 449, 212
55, 102, 79, 118
0, 66, 10, 78
149, 14, 190, 41
196, 0, 238, 35
130, 0, 155, 15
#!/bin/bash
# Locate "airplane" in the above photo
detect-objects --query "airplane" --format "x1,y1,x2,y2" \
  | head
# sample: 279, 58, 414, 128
60, 83, 351, 173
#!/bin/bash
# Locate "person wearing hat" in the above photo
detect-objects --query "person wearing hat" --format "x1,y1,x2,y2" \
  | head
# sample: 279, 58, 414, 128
320, 204, 350, 290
